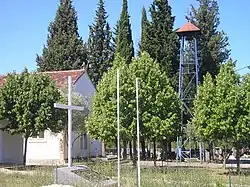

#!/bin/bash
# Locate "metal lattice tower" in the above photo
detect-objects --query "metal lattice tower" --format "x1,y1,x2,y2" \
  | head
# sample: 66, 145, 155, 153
176, 22, 201, 161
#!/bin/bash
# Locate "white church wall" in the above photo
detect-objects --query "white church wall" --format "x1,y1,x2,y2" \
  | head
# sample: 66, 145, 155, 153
0, 120, 23, 164
74, 73, 95, 101
73, 73, 103, 157
26, 130, 61, 165
71, 132, 102, 158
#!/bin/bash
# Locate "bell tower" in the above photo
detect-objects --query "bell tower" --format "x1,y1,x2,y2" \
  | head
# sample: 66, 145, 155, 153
176, 22, 201, 160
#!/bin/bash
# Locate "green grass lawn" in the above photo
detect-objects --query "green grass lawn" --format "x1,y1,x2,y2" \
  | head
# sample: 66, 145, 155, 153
0, 166, 53, 187
0, 162, 250, 187
88, 161, 250, 187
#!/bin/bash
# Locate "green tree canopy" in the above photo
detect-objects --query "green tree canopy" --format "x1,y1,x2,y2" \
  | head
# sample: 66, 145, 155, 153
186, 0, 230, 81
86, 55, 129, 146
87, 0, 115, 87
0, 69, 65, 164
192, 60, 250, 172
192, 73, 216, 141
59, 85, 91, 148
36, 0, 87, 71
87, 52, 181, 146
59, 85, 90, 133
129, 53, 181, 141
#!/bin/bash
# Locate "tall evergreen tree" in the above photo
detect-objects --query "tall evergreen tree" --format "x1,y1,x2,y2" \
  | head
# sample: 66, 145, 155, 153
186, 0, 230, 81
113, 22, 119, 49
87, 0, 114, 87
138, 6, 149, 56
143, 0, 179, 80
115, 0, 134, 64
36, 0, 87, 71
103, 23, 115, 68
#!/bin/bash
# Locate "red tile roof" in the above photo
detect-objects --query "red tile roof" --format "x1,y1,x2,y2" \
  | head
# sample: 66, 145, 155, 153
0, 69, 85, 89
0, 75, 6, 87
176, 22, 200, 33
41, 69, 85, 88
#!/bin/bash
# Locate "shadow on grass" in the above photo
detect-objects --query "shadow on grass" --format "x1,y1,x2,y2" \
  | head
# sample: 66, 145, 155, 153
220, 168, 250, 176
5, 165, 55, 171
73, 169, 110, 183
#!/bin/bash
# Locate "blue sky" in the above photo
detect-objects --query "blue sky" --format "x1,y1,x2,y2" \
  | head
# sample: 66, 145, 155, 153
0, 0, 249, 75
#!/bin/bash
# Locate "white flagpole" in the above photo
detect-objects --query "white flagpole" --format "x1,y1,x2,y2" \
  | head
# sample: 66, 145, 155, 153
117, 69, 121, 187
68, 76, 72, 167
136, 78, 140, 187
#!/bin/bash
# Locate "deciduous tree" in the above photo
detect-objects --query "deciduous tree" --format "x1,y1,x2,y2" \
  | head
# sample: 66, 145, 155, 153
192, 73, 216, 141
59, 85, 90, 149
0, 69, 64, 164
87, 55, 130, 147
87, 53, 181, 164
192, 60, 250, 172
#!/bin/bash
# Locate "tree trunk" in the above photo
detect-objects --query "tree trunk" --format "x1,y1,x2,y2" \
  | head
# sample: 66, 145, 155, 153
123, 141, 127, 160
141, 137, 146, 160
88, 136, 91, 159
167, 141, 171, 152
132, 137, 137, 166
209, 142, 213, 162
102, 143, 106, 157
236, 144, 240, 173
167, 141, 171, 161
23, 136, 29, 165
147, 141, 151, 160
129, 142, 132, 159
199, 142, 203, 163
115, 140, 119, 160
153, 140, 156, 166
162, 140, 167, 161
222, 146, 230, 169
212, 142, 215, 161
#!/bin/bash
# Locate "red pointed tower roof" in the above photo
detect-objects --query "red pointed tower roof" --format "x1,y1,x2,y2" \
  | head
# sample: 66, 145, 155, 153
176, 22, 200, 35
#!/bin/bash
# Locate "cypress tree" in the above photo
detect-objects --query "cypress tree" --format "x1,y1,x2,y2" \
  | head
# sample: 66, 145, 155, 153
87, 0, 114, 87
36, 0, 87, 71
113, 22, 119, 49
115, 0, 134, 64
138, 7, 149, 56
186, 0, 230, 81
140, 0, 180, 158
144, 0, 179, 79
103, 23, 115, 70
137, 6, 149, 159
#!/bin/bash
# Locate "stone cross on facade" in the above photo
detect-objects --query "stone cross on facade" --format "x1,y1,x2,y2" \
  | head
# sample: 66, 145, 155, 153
54, 76, 84, 167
